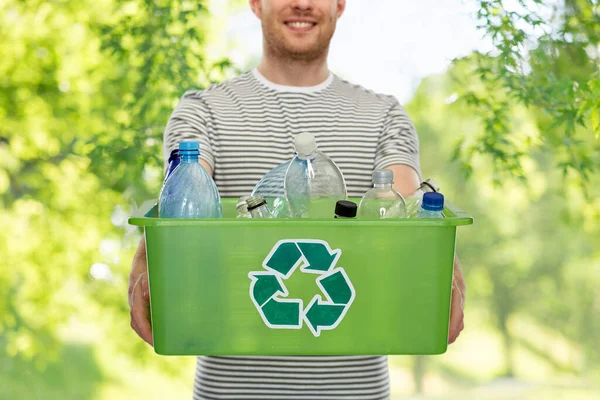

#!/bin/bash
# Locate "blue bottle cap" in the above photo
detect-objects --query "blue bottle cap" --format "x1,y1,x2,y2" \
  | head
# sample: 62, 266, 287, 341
168, 149, 180, 162
179, 141, 200, 151
422, 192, 444, 211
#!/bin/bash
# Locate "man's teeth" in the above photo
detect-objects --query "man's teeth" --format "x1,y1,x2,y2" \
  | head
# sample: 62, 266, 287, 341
288, 22, 314, 28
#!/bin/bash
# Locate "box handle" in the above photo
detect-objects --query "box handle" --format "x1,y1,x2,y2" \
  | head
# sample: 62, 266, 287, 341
131, 199, 158, 219
444, 200, 470, 219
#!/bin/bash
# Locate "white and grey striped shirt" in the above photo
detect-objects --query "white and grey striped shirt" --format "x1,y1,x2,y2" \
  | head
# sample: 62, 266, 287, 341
163, 69, 421, 400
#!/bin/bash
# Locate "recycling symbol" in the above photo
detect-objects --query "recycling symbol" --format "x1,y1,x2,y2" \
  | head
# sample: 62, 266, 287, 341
248, 239, 355, 337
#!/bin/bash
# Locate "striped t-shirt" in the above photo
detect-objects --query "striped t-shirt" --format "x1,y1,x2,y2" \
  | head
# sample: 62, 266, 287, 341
163, 69, 421, 400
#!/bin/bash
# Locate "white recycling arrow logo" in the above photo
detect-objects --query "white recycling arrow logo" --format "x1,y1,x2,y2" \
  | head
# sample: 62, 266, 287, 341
248, 239, 356, 337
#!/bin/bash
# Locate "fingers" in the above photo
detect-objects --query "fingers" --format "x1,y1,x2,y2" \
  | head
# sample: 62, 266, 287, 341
448, 282, 465, 345
129, 273, 153, 346
448, 315, 464, 344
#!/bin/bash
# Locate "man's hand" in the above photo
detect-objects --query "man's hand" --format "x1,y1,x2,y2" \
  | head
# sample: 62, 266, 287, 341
448, 255, 466, 344
128, 237, 153, 345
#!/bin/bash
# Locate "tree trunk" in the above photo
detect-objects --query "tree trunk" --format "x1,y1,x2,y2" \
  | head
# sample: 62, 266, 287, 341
413, 356, 427, 393
498, 310, 515, 377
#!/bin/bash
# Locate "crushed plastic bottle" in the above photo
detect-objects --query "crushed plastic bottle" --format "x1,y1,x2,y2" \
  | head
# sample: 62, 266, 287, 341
246, 195, 274, 218
236, 196, 252, 218
251, 160, 292, 218
284, 132, 347, 218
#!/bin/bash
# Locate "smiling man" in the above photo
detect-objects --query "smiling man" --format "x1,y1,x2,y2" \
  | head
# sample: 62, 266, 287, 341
128, 0, 466, 399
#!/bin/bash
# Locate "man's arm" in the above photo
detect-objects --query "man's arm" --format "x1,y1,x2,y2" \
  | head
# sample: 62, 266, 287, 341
128, 160, 214, 346
129, 237, 152, 345
385, 163, 466, 345
448, 255, 465, 344
385, 164, 420, 197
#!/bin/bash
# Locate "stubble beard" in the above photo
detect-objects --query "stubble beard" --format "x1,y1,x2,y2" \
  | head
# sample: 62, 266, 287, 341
262, 15, 336, 63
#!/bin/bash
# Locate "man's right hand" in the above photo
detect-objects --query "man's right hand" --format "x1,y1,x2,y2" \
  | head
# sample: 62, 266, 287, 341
128, 237, 153, 345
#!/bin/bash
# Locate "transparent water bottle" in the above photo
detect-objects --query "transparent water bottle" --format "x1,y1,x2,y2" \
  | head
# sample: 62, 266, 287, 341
357, 170, 407, 219
417, 192, 445, 219
246, 195, 274, 218
251, 160, 292, 218
334, 200, 358, 219
405, 178, 440, 217
159, 141, 222, 218
236, 196, 252, 218
284, 132, 347, 218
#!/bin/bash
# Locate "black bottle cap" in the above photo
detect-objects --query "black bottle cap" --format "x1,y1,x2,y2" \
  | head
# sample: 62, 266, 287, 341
335, 200, 358, 218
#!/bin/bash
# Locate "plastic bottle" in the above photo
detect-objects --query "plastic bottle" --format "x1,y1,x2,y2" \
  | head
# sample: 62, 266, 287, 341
246, 195, 274, 218
163, 149, 180, 184
405, 178, 440, 217
357, 170, 407, 219
236, 196, 252, 218
159, 141, 222, 218
334, 200, 358, 219
251, 160, 292, 218
284, 132, 347, 218
416, 192, 445, 219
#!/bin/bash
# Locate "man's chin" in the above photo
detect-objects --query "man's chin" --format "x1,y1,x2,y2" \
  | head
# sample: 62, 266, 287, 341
280, 43, 325, 60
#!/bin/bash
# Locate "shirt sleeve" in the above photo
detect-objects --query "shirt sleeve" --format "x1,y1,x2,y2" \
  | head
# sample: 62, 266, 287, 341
374, 97, 422, 181
163, 90, 215, 173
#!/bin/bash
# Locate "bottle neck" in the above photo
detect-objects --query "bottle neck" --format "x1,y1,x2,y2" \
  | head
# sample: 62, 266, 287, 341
422, 204, 443, 212
297, 150, 318, 160
250, 204, 271, 218
373, 182, 392, 189
248, 202, 267, 212
420, 181, 437, 193
180, 150, 199, 164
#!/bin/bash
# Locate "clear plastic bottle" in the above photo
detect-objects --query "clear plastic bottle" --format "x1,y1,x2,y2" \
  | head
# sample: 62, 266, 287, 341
236, 196, 252, 218
405, 178, 440, 218
334, 200, 358, 219
417, 192, 445, 219
357, 170, 407, 219
284, 132, 347, 218
159, 141, 222, 218
251, 160, 292, 218
246, 195, 274, 218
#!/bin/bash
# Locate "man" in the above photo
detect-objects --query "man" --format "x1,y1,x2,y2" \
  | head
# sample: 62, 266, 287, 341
129, 0, 466, 398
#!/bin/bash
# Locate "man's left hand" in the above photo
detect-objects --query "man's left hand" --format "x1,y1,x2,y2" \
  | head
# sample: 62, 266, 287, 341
448, 256, 465, 344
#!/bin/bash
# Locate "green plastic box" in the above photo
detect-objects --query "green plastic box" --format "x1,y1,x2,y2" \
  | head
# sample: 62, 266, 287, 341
129, 198, 473, 356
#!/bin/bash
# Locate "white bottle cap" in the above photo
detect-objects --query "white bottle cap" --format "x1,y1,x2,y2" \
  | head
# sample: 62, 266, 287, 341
294, 132, 318, 158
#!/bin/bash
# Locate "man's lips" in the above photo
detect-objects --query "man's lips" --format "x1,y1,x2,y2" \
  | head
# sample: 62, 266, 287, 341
284, 19, 318, 32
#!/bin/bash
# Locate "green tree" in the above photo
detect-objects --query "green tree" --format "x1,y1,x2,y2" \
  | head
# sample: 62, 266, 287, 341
406, 57, 600, 384
2, 0, 599, 398
0, 0, 236, 391
457, 0, 600, 184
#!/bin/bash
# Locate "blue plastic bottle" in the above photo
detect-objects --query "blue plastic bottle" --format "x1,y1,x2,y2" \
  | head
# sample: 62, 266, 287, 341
416, 192, 445, 219
163, 149, 180, 184
159, 141, 222, 218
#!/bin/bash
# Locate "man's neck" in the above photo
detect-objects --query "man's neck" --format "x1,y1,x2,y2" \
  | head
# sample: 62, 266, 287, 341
256, 48, 330, 87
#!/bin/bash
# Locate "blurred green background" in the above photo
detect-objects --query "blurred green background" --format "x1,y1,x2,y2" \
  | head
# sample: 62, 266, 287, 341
1, 0, 599, 399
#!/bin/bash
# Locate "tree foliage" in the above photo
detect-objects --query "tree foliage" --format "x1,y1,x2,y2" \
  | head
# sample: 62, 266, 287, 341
0, 0, 599, 397
0, 0, 234, 372
456, 0, 600, 184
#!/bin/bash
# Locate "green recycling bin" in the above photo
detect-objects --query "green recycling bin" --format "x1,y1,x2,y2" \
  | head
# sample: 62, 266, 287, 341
128, 198, 473, 356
